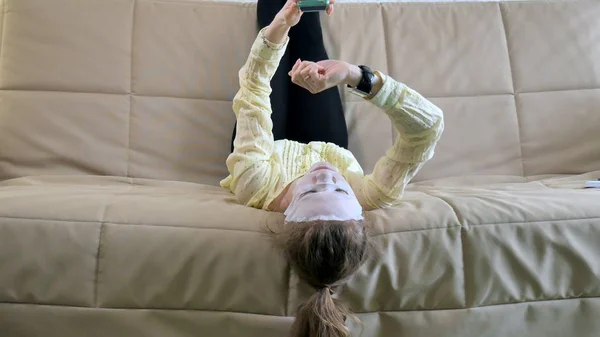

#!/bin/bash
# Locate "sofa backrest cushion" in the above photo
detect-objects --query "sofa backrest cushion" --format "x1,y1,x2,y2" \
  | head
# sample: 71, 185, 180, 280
0, 0, 598, 184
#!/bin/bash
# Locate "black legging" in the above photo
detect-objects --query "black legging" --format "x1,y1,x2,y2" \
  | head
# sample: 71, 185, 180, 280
231, 0, 348, 152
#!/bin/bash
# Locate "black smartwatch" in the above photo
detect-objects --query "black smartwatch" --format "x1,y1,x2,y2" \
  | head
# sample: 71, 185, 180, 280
347, 65, 376, 99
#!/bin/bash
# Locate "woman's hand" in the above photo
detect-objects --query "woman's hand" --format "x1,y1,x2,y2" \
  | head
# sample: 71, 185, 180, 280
265, 0, 335, 45
274, 0, 335, 28
273, 0, 303, 28
288, 59, 362, 94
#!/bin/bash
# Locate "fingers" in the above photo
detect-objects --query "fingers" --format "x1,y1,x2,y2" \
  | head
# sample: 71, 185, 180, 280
327, 0, 335, 16
307, 65, 323, 92
300, 63, 319, 93
292, 61, 313, 92
288, 60, 309, 78
299, 65, 318, 93
284, 0, 301, 16
289, 60, 323, 94
288, 59, 301, 76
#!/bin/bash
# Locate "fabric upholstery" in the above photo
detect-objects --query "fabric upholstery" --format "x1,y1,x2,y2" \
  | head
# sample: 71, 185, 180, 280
1, 0, 599, 184
0, 1, 599, 336
1, 172, 600, 336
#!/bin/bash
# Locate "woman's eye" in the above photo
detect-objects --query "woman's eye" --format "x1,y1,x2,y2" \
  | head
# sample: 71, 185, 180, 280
302, 190, 317, 197
335, 189, 348, 195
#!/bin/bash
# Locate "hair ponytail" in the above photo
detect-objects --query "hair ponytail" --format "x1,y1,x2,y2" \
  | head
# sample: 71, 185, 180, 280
290, 287, 351, 337
274, 219, 371, 337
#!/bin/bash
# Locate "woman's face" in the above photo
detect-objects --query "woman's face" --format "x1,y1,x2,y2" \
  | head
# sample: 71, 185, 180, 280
284, 162, 363, 222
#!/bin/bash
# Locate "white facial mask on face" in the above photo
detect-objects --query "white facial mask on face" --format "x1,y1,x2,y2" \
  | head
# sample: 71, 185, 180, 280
284, 191, 364, 222
284, 163, 364, 223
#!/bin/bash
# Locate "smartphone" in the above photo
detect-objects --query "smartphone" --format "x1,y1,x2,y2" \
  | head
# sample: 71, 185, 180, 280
297, 0, 330, 12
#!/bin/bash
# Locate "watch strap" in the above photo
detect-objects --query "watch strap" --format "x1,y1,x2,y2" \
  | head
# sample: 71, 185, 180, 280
347, 65, 375, 98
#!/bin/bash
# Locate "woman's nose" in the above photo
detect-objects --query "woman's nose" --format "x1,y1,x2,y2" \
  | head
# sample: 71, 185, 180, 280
313, 170, 337, 184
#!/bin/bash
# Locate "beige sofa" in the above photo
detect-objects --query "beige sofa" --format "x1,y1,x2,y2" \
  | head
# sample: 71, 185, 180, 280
1, 0, 599, 336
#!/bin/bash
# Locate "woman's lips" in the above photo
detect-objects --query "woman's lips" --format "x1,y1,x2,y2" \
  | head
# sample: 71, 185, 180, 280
310, 165, 336, 173
311, 166, 332, 172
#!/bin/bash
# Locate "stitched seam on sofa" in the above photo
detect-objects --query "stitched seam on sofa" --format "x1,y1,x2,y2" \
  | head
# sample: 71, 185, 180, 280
380, 3, 396, 144
516, 87, 600, 96
140, 1, 522, 9
497, 3, 516, 95
93, 184, 136, 307
498, 2, 526, 178
0, 216, 267, 233
354, 295, 600, 314
362, 224, 463, 237
2, 215, 598, 235
430, 92, 514, 99
0, 89, 236, 102
371, 216, 600, 237
4, 295, 600, 315
93, 194, 111, 307
143, 0, 256, 8
0, 301, 287, 317
2, 88, 598, 101
0, 87, 512, 99
126, 95, 133, 177
93, 223, 106, 308
126, 0, 137, 178
459, 227, 470, 307
0, 213, 460, 234
466, 216, 600, 229
423, 193, 469, 306
0, 0, 8, 84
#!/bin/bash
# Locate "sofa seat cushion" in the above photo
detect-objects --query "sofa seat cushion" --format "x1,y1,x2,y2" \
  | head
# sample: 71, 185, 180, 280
1, 173, 599, 316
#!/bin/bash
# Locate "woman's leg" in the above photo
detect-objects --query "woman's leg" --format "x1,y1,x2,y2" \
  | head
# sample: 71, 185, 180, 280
231, 0, 289, 152
231, 2, 348, 151
286, 11, 348, 149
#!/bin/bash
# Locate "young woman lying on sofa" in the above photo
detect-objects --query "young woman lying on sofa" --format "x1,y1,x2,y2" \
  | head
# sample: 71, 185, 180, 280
220, 0, 444, 336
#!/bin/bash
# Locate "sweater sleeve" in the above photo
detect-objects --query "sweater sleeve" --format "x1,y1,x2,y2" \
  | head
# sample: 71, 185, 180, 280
351, 72, 445, 210
223, 28, 288, 209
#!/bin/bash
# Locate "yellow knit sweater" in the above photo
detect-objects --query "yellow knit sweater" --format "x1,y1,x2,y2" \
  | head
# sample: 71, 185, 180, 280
220, 29, 444, 211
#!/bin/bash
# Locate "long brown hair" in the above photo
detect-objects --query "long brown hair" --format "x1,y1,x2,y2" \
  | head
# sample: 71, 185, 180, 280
273, 219, 371, 337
